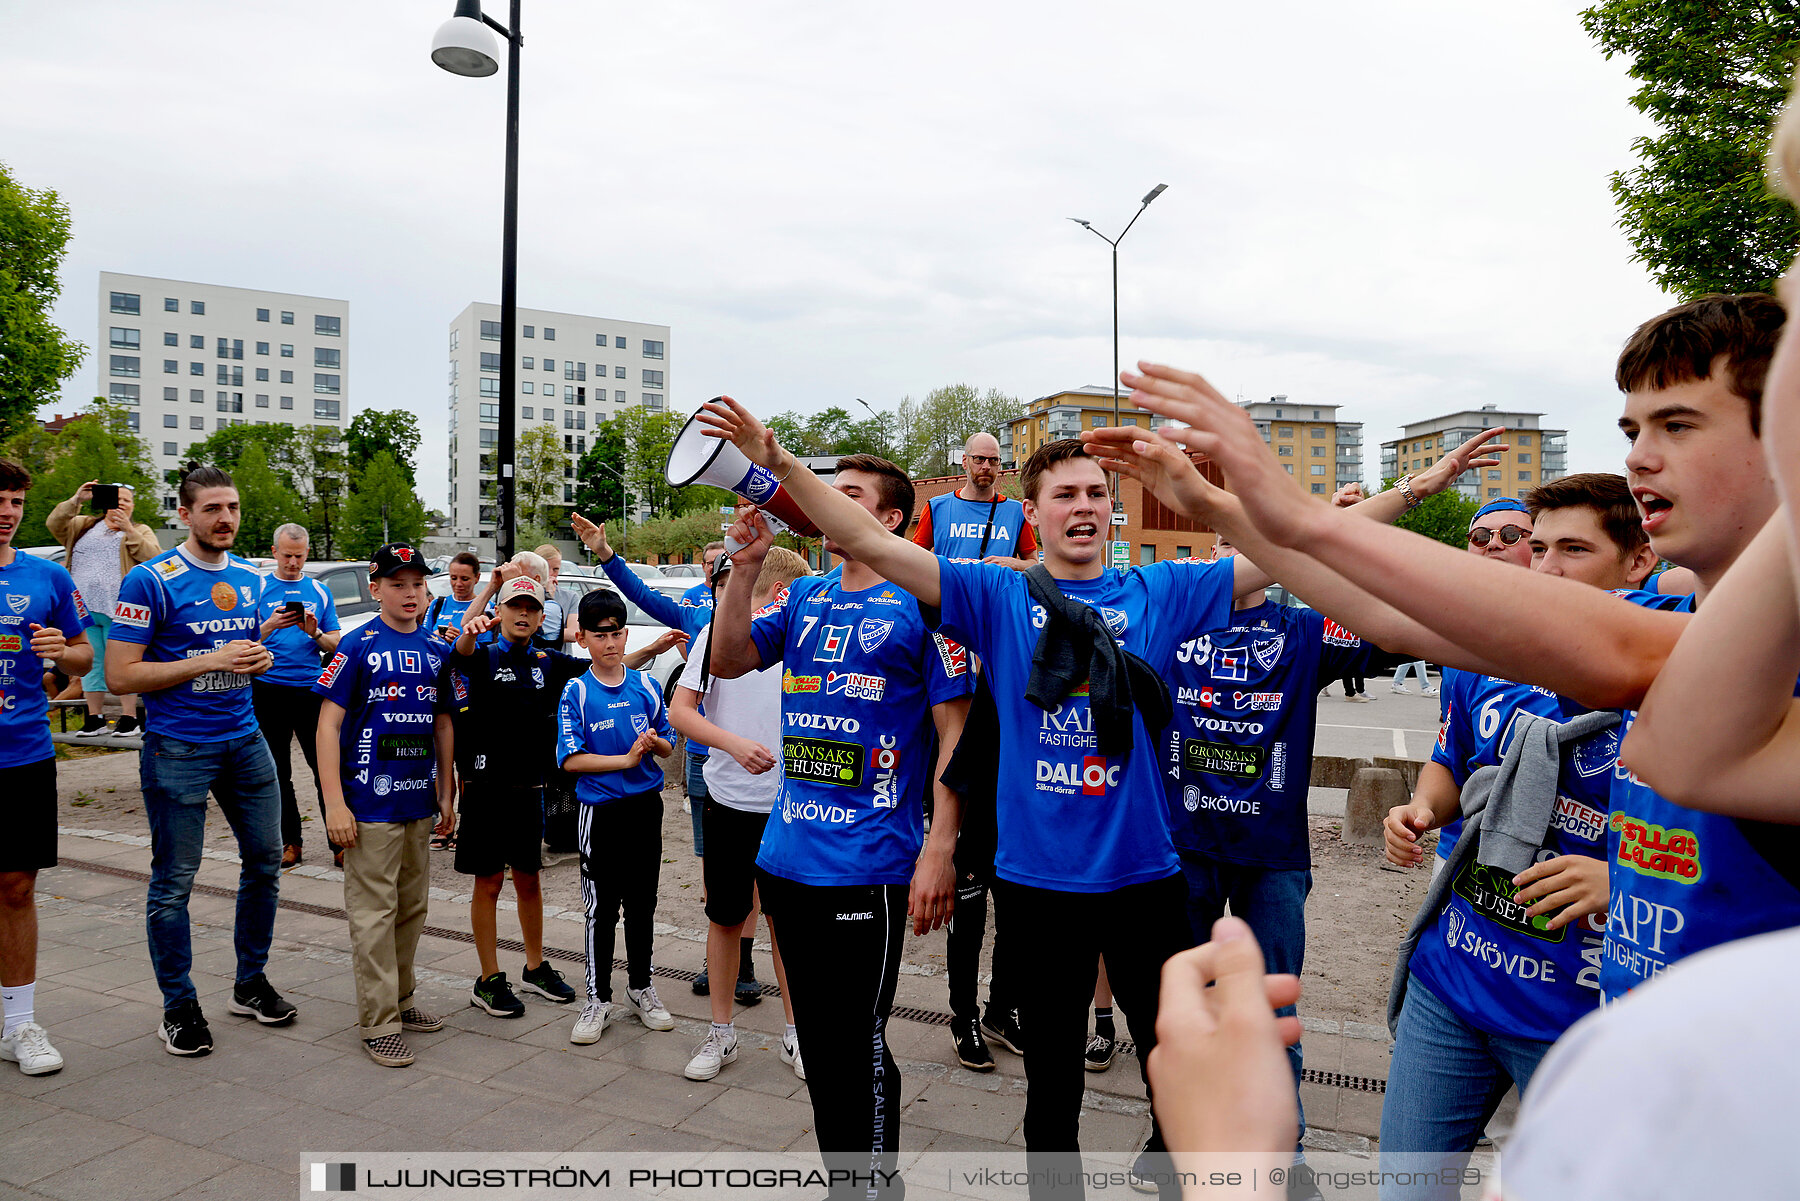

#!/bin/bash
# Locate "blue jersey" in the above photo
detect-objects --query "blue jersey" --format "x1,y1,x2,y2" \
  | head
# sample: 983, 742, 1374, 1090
0, 554, 90, 769
111, 547, 265, 742
556, 667, 674, 803
599, 556, 711, 639
255, 574, 340, 689
1412, 671, 1613, 1042
1604, 590, 1800, 999
313, 619, 449, 823
681, 582, 715, 625
750, 573, 974, 887
936, 557, 1235, 892
1164, 601, 1367, 869
922, 491, 1029, 560
423, 593, 475, 645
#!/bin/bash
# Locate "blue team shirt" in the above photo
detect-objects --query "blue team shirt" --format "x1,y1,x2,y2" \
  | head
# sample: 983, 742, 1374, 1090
1604, 589, 1800, 999
924, 492, 1030, 560
0, 554, 90, 769
1413, 669, 1613, 1042
424, 593, 475, 645
750, 573, 974, 887
556, 667, 674, 803
256, 574, 340, 688
936, 558, 1235, 892
313, 619, 449, 823
111, 546, 265, 742
1164, 600, 1367, 869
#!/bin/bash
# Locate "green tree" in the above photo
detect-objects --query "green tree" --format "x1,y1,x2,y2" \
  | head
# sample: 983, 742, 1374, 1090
900, 384, 1025, 476
346, 408, 421, 486
0, 162, 84, 439
339, 451, 427, 557
5, 398, 158, 547
1386, 478, 1482, 548
229, 441, 308, 555
1581, 0, 1800, 296
573, 421, 628, 520
516, 422, 568, 533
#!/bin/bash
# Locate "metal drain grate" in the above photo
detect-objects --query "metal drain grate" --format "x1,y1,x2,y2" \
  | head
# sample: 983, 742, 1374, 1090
58, 856, 1386, 1092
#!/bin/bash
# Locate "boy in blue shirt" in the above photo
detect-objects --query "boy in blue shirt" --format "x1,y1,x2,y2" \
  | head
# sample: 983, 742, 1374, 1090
315, 544, 455, 1068
557, 588, 676, 1046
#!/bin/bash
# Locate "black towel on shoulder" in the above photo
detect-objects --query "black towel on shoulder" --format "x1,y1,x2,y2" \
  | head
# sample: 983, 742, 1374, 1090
1022, 565, 1170, 756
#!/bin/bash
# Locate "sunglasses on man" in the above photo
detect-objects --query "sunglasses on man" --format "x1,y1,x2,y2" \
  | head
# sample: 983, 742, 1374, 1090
1468, 524, 1529, 548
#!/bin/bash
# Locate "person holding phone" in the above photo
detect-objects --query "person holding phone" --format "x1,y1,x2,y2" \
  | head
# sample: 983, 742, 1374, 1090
48, 480, 161, 737
255, 524, 341, 868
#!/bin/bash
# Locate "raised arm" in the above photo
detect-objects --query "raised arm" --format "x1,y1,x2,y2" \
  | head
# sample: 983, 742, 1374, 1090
571, 513, 690, 630
705, 511, 770, 680
1116, 363, 1687, 710
696, 397, 944, 608
1622, 514, 1800, 819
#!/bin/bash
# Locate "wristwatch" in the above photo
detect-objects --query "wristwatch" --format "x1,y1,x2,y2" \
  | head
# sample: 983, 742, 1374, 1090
1395, 475, 1421, 511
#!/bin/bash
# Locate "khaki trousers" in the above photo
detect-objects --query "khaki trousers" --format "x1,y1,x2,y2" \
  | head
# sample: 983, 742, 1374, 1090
343, 817, 433, 1038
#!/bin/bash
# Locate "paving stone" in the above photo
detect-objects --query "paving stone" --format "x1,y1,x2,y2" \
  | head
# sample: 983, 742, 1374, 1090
0, 1112, 144, 1186
594, 1024, 697, 1074
50, 919, 144, 952
216, 1104, 402, 1170
570, 1121, 717, 1154
121, 1080, 294, 1147
703, 1042, 808, 1100
676, 1086, 817, 1148
34, 983, 129, 1025
409, 1028, 543, 1083
53, 999, 165, 1049
26, 1057, 207, 1122
453, 1094, 615, 1152
904, 1082, 1024, 1143
1341, 1036, 1392, 1082
585, 1065, 723, 1127
263, 1051, 423, 1113
164, 1161, 291, 1201
0, 1094, 58, 1135
34, 944, 114, 977
921, 1129, 1021, 1156
1298, 1081, 1339, 1136
357, 1071, 515, 1133
186, 1029, 347, 1088
1335, 1084, 1383, 1139
0, 1037, 130, 1100
486, 1046, 629, 1102
30, 1133, 239, 1201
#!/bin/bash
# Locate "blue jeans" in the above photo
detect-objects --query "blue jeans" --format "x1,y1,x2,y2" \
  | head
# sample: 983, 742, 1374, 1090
1393, 660, 1430, 688
685, 749, 708, 856
141, 730, 283, 1011
1379, 974, 1553, 1200
1178, 852, 1311, 1140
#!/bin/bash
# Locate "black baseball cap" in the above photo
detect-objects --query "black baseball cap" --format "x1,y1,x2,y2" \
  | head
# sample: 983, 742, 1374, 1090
369, 543, 427, 580
578, 587, 628, 632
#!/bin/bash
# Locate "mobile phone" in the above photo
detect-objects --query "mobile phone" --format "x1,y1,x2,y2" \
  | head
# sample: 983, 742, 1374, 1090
283, 601, 305, 616
90, 484, 119, 515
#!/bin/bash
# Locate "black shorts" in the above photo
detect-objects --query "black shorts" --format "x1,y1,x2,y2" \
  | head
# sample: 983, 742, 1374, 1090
451, 710, 479, 777
0, 757, 58, 872
454, 781, 544, 877
702, 800, 771, 926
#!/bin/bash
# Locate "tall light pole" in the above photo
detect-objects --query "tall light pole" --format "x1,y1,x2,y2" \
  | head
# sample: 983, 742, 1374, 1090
1069, 184, 1168, 546
854, 396, 888, 460
432, 0, 522, 564
586, 457, 629, 561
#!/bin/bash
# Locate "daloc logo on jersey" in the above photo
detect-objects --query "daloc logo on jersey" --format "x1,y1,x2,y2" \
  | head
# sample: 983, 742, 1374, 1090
857, 618, 894, 653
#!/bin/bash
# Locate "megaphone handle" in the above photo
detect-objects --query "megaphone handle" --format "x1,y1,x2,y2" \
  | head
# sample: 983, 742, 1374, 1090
724, 510, 794, 556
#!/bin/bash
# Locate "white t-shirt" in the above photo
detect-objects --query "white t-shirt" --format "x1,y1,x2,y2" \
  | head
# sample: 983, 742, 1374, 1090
1493, 925, 1800, 1201
676, 622, 782, 815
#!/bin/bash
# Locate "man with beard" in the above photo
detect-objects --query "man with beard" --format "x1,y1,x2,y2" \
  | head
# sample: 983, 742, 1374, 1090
108, 465, 294, 1056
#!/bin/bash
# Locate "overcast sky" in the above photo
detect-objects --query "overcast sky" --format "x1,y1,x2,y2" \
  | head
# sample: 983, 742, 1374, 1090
7, 0, 1673, 511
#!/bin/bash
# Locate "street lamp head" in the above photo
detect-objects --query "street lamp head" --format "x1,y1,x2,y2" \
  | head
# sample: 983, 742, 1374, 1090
431, 0, 499, 77
1141, 183, 1168, 206
1068, 217, 1092, 227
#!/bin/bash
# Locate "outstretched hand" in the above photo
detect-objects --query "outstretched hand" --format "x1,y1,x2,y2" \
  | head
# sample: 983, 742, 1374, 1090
1080, 426, 1225, 522
695, 396, 786, 472
571, 512, 612, 559
1413, 426, 1509, 498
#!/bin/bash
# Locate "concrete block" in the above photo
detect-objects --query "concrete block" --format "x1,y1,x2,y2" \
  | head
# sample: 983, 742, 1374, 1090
1309, 756, 1372, 790
1372, 756, 1424, 791
1345, 767, 1407, 845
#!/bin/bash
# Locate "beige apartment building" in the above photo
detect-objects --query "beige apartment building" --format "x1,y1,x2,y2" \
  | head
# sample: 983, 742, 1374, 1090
1379, 405, 1568, 500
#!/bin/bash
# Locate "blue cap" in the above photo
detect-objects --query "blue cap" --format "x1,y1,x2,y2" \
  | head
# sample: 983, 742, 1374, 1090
1470, 497, 1530, 526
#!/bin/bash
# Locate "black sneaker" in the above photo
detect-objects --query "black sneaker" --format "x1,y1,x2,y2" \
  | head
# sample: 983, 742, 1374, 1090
114, 715, 140, 735
981, 1005, 1025, 1056
1285, 1162, 1324, 1201
950, 1017, 995, 1072
160, 999, 213, 1056
692, 968, 710, 996
734, 975, 763, 1006
1085, 1030, 1118, 1072
1128, 1139, 1168, 1195
73, 714, 109, 739
470, 972, 526, 1017
226, 973, 297, 1025
519, 961, 576, 1004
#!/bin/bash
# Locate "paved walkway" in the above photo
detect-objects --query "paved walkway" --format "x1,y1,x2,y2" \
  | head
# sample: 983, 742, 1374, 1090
1, 829, 1397, 1199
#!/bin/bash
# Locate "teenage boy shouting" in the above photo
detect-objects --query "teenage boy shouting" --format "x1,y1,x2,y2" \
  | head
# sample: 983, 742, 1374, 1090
452, 576, 583, 1018
315, 544, 456, 1066
557, 589, 677, 1046
706, 454, 971, 1199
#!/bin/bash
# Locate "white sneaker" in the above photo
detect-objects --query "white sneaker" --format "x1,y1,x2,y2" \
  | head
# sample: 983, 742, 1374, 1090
683, 1028, 739, 1081
0, 1022, 63, 1076
1423, 686, 1439, 697
781, 1031, 806, 1080
1391, 684, 1411, 694
626, 985, 674, 1031
570, 1000, 609, 1045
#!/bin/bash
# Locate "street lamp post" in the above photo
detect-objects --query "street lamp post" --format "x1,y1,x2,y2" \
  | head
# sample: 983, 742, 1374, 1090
854, 396, 888, 460
586, 458, 629, 561
1069, 184, 1168, 546
432, 0, 522, 565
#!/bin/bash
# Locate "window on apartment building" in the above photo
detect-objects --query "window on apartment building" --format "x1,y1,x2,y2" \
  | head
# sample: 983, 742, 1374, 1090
254, 368, 268, 382
522, 357, 534, 370
315, 315, 340, 336
543, 327, 555, 340
1279, 426, 1293, 437
191, 301, 205, 315
1518, 453, 1531, 464
522, 407, 534, 420
480, 320, 502, 340
643, 369, 664, 389
281, 396, 293, 410
188, 334, 202, 350
564, 411, 574, 429
614, 365, 625, 379
256, 341, 268, 355
478, 403, 499, 423
1311, 445, 1324, 456
217, 393, 242, 413
1278, 446, 1293, 457
189, 389, 203, 403
563, 435, 574, 453
110, 292, 140, 314
109, 355, 140, 377
478, 429, 497, 449
280, 344, 293, 357
163, 332, 177, 347
280, 370, 293, 384
315, 400, 340, 420
123, 412, 139, 432
163, 442, 177, 456
643, 393, 664, 409
613, 390, 625, 403
1176, 546, 1192, 558
1139, 545, 1156, 565
1311, 427, 1325, 437
615, 336, 626, 349
314, 374, 339, 395
190, 416, 204, 429
316, 348, 340, 369
254, 394, 269, 408
542, 358, 555, 373
1311, 465, 1326, 475
163, 388, 178, 402
523, 325, 534, 338
280, 311, 294, 324
574, 388, 585, 405
1488, 470, 1502, 480
479, 352, 502, 373
107, 383, 138, 403
522, 381, 534, 394
109, 328, 140, 349
1312, 483, 1326, 494
163, 297, 178, 312
1518, 470, 1532, 481
1283, 464, 1293, 474
163, 360, 178, 374
1518, 433, 1532, 446
576, 436, 585, 454
643, 340, 664, 359
256, 308, 269, 322
478, 378, 499, 398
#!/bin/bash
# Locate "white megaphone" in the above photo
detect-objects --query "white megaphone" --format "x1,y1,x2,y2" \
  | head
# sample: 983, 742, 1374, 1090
665, 399, 823, 554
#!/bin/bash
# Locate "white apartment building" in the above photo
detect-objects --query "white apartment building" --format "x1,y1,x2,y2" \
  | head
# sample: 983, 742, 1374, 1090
98, 272, 350, 514
445, 302, 670, 540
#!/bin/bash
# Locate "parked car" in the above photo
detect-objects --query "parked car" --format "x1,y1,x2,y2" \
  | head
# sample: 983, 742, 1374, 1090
660, 563, 706, 580
625, 562, 666, 581
19, 545, 66, 565
304, 561, 382, 634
